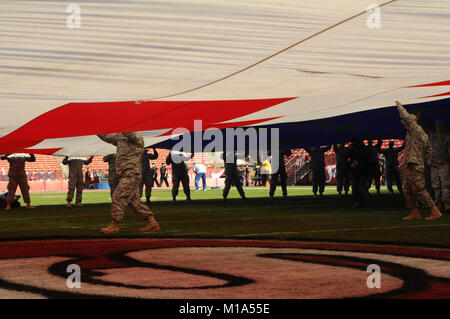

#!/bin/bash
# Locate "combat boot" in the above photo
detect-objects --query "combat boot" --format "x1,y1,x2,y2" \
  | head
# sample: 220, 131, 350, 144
101, 221, 119, 234
403, 208, 422, 220
425, 206, 443, 221
140, 216, 160, 232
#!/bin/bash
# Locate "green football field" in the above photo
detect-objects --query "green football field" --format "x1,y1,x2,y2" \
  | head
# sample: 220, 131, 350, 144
1, 186, 449, 247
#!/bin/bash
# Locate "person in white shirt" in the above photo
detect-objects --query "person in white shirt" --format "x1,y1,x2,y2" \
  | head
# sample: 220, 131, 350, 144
193, 162, 207, 191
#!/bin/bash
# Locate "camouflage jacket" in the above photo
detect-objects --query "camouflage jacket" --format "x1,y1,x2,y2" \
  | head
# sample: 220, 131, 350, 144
98, 133, 144, 178
0, 154, 36, 178
62, 156, 93, 179
103, 154, 117, 178
397, 103, 432, 170
429, 132, 450, 167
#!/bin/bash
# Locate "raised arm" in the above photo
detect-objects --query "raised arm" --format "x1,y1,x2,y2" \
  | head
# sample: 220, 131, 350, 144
98, 134, 118, 146
166, 153, 173, 166
62, 156, 69, 165
321, 145, 332, 153
395, 142, 405, 152
103, 154, 111, 162
148, 147, 158, 160
83, 156, 94, 165
26, 154, 36, 162
375, 139, 382, 151
396, 101, 416, 131
0, 154, 10, 160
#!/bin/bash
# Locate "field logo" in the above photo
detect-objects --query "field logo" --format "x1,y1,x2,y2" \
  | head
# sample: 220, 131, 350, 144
366, 264, 381, 289
66, 264, 81, 289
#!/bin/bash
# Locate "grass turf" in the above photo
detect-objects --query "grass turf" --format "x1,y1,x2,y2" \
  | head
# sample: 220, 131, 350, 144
0, 186, 449, 247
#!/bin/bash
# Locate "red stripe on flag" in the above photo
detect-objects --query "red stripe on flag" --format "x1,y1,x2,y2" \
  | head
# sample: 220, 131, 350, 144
407, 80, 450, 88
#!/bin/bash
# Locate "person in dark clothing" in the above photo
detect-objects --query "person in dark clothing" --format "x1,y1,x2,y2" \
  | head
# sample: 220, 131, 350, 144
333, 144, 350, 196
305, 145, 331, 196
366, 139, 383, 195
269, 149, 292, 199
84, 168, 92, 189
152, 163, 160, 187
347, 138, 370, 207
166, 151, 192, 203
222, 151, 247, 200
253, 166, 261, 186
244, 166, 250, 187
380, 141, 404, 194
159, 163, 170, 187
140, 147, 158, 205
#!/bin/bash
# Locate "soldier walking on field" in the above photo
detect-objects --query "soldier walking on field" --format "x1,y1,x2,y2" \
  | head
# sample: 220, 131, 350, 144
159, 163, 170, 187
166, 151, 193, 203
395, 101, 442, 221
140, 147, 158, 205
222, 151, 247, 201
379, 141, 404, 194
62, 156, 93, 207
269, 149, 292, 199
0, 153, 36, 210
366, 139, 382, 195
103, 153, 117, 197
333, 144, 351, 196
429, 120, 450, 213
305, 145, 331, 196
98, 132, 160, 234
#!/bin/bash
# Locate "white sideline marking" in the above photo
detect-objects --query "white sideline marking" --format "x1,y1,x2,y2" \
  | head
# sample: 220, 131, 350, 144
232, 224, 450, 237
302, 224, 450, 233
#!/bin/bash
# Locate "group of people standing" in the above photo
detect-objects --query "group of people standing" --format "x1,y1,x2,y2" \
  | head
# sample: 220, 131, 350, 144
0, 101, 447, 225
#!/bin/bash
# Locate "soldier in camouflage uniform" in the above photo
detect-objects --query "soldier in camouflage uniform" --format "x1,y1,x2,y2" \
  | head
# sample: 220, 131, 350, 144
140, 148, 158, 205
166, 151, 193, 203
98, 132, 159, 234
0, 153, 36, 210
103, 153, 117, 197
396, 101, 442, 221
62, 156, 93, 207
429, 120, 450, 212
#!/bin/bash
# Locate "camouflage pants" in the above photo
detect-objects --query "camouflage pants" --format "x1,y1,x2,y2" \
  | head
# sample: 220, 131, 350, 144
431, 165, 450, 205
108, 175, 118, 197
111, 173, 153, 224
7, 176, 30, 204
403, 165, 434, 209
67, 176, 84, 203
